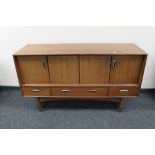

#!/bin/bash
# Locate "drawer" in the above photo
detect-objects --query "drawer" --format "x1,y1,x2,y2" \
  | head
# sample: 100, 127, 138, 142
22, 87, 51, 96
51, 87, 107, 96
78, 87, 107, 96
108, 86, 140, 97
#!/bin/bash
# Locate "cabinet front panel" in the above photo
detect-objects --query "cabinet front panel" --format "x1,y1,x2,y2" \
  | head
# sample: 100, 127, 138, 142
108, 86, 140, 97
110, 56, 143, 84
22, 87, 51, 96
18, 56, 50, 84
48, 56, 79, 84
80, 56, 111, 84
51, 87, 107, 96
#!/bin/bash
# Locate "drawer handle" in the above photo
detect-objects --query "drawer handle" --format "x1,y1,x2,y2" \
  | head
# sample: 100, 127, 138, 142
61, 89, 70, 92
88, 89, 98, 92
32, 89, 41, 92
120, 89, 128, 92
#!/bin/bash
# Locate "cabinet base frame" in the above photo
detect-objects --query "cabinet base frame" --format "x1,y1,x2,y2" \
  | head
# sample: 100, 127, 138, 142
36, 97, 125, 112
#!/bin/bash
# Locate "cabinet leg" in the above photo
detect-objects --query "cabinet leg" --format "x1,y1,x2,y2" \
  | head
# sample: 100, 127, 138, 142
36, 97, 42, 111
118, 98, 124, 112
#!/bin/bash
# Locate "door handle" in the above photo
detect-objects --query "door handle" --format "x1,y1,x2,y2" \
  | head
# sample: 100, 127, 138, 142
43, 57, 48, 68
32, 89, 41, 92
112, 59, 116, 68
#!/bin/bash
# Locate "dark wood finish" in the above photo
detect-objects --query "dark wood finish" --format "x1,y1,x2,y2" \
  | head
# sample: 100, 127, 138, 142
13, 44, 147, 112
36, 97, 42, 111
139, 55, 147, 85
80, 56, 111, 84
22, 86, 51, 96
108, 86, 140, 97
51, 87, 108, 96
40, 97, 121, 102
48, 56, 79, 84
18, 56, 50, 84
110, 56, 143, 84
119, 98, 124, 112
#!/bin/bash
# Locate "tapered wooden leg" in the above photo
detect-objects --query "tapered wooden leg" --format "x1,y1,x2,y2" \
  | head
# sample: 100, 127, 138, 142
118, 98, 124, 112
36, 97, 42, 111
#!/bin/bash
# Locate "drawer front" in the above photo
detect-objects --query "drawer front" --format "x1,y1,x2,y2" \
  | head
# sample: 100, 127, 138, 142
108, 86, 140, 97
78, 87, 107, 96
22, 87, 50, 96
51, 87, 107, 96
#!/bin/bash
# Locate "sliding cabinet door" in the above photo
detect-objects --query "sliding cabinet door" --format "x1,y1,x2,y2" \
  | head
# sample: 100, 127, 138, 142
48, 56, 79, 84
80, 56, 111, 84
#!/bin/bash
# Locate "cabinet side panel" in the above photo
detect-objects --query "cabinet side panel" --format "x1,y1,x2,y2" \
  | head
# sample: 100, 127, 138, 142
13, 56, 24, 95
13, 56, 23, 85
138, 55, 147, 85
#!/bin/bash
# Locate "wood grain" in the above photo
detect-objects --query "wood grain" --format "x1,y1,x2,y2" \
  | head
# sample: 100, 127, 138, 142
110, 56, 143, 84
48, 56, 79, 84
51, 87, 107, 96
22, 87, 51, 96
139, 55, 147, 85
80, 56, 111, 84
108, 86, 140, 96
22, 84, 139, 87
14, 44, 147, 56
13, 44, 147, 111
18, 56, 50, 84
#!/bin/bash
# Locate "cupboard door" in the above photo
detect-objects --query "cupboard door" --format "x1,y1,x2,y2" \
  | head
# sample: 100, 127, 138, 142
18, 56, 50, 84
48, 56, 79, 84
110, 56, 143, 84
80, 56, 111, 84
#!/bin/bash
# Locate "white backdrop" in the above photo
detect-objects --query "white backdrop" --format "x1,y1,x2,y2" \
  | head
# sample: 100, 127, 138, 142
0, 26, 155, 88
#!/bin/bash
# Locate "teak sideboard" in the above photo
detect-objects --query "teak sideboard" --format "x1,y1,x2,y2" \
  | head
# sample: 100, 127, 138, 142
13, 44, 147, 112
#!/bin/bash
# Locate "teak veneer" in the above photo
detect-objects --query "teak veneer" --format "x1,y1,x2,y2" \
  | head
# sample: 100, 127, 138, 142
13, 43, 147, 112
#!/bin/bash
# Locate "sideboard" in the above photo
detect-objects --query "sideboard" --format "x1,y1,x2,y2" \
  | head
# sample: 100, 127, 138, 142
13, 44, 147, 112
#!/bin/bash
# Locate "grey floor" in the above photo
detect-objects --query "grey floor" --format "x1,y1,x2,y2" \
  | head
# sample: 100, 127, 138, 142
0, 88, 155, 129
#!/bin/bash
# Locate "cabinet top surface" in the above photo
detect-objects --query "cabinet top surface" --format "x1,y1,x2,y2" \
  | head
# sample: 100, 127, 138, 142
13, 43, 147, 56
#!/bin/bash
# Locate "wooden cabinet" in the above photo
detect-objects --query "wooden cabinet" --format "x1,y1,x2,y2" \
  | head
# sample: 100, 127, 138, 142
13, 44, 147, 112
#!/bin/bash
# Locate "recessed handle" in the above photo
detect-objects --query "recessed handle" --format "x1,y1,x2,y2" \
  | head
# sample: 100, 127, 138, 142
112, 59, 116, 68
43, 57, 48, 68
120, 89, 128, 92
88, 89, 98, 92
61, 89, 70, 92
32, 89, 40, 92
